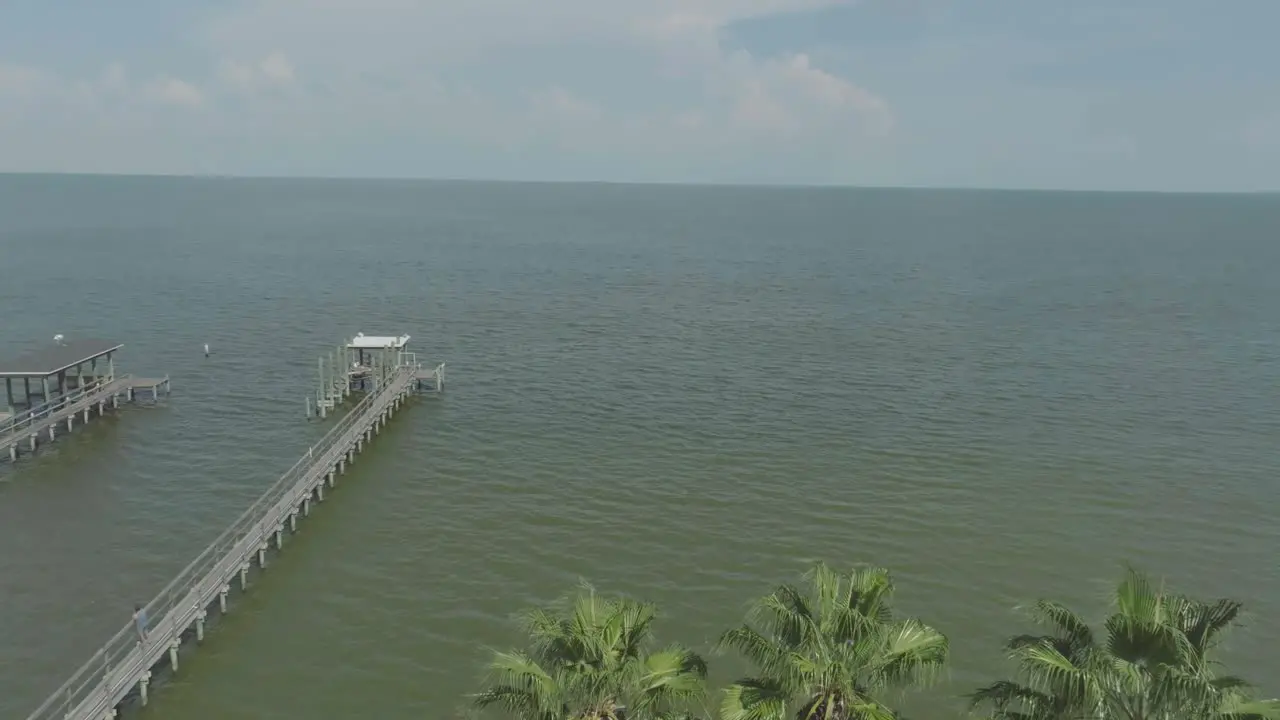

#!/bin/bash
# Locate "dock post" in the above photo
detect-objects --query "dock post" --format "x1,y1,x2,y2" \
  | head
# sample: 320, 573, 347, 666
240, 563, 250, 589
334, 352, 341, 403
306, 396, 312, 419
343, 345, 352, 398
67, 415, 73, 431
28, 435, 36, 452
139, 672, 151, 706
318, 357, 327, 419
339, 458, 346, 474
274, 526, 284, 548
303, 495, 311, 515
168, 641, 180, 672
219, 586, 229, 613
195, 610, 207, 642
289, 511, 298, 532
317, 483, 325, 501
8, 446, 15, 461
48, 425, 55, 441
83, 407, 89, 423
257, 544, 267, 568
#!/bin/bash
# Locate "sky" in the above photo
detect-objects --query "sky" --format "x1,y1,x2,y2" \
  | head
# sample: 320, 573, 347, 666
0, 0, 1277, 191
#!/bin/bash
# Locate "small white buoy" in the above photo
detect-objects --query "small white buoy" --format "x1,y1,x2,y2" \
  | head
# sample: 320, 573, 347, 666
204, 343, 210, 358
53, 334, 65, 345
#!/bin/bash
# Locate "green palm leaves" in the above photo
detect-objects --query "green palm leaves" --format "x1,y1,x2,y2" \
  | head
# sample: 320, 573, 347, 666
718, 563, 948, 720
969, 567, 1280, 720
474, 582, 708, 720
474, 565, 1274, 720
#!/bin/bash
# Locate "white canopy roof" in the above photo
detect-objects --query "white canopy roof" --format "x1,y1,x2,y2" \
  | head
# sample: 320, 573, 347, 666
346, 333, 411, 350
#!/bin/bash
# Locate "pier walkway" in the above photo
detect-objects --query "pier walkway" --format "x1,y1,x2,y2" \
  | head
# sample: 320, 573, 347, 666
25, 360, 427, 720
1, 375, 170, 462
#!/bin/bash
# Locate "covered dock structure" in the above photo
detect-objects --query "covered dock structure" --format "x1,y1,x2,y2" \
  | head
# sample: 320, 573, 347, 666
1, 338, 170, 462
1, 338, 124, 411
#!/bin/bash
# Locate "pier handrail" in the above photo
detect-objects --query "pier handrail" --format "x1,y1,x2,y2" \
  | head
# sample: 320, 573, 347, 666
24, 365, 417, 720
0, 375, 128, 438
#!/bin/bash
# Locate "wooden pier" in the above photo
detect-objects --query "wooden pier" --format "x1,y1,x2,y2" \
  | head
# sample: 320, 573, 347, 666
1, 339, 170, 463
23, 352, 436, 720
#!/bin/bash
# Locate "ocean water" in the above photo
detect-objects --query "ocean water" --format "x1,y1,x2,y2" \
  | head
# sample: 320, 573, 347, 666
0, 176, 1277, 719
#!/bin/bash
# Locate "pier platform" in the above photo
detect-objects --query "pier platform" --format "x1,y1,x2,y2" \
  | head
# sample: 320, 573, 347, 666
23, 357, 434, 720
307, 333, 443, 418
1, 337, 171, 463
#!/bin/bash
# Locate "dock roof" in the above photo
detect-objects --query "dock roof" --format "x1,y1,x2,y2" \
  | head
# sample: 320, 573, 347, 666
347, 334, 411, 350
0, 339, 123, 378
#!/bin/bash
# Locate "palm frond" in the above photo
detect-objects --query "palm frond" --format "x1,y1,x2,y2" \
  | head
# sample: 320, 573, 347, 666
845, 697, 899, 720
1014, 638, 1091, 703
479, 650, 562, 713
720, 626, 793, 678
1112, 566, 1166, 625
632, 646, 708, 711
977, 566, 1269, 720
722, 562, 943, 720
873, 618, 949, 688
1174, 596, 1243, 660
1103, 610, 1191, 670
967, 680, 1053, 712
845, 566, 895, 624
758, 584, 818, 651
721, 678, 789, 720
1029, 601, 1093, 650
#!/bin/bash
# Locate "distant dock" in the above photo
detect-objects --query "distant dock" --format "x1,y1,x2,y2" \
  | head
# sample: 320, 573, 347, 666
1, 339, 170, 462
307, 333, 443, 419
23, 336, 443, 720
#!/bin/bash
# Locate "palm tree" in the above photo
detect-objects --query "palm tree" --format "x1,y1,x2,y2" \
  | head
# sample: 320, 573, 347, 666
969, 566, 1280, 720
718, 562, 949, 720
474, 582, 708, 720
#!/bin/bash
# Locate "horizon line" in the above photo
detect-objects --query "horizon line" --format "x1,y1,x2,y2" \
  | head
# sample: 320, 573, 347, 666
0, 170, 1275, 196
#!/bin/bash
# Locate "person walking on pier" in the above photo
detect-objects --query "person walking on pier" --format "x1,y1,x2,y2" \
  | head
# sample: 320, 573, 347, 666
133, 604, 149, 644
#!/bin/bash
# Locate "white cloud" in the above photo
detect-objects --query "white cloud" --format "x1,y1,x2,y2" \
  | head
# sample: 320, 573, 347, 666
146, 77, 205, 108
260, 52, 295, 84
0, 62, 205, 110
217, 51, 296, 93
203, 0, 858, 65
0, 0, 893, 179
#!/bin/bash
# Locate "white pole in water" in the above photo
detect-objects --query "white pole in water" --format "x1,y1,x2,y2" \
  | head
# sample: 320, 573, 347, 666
204, 343, 210, 358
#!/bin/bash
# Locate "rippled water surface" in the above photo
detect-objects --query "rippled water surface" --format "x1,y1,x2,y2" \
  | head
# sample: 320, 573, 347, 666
0, 177, 1277, 719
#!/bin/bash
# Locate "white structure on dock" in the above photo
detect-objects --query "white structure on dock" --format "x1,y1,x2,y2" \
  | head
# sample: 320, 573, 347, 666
348, 332, 411, 350
307, 333, 443, 419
